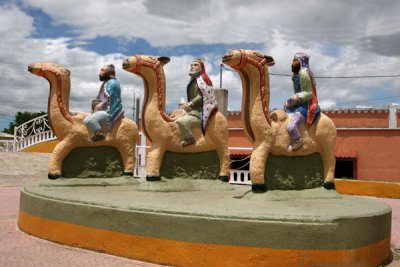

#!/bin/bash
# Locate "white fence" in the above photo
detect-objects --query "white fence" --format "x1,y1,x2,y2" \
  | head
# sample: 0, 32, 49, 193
12, 114, 56, 152
13, 130, 56, 151
0, 114, 56, 152
229, 169, 251, 185
228, 147, 252, 185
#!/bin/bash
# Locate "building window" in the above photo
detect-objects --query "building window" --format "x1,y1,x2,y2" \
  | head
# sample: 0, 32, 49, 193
335, 159, 357, 179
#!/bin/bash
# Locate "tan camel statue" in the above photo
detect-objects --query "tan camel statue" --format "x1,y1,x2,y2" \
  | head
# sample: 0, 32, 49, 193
28, 62, 138, 179
222, 50, 336, 192
122, 55, 230, 181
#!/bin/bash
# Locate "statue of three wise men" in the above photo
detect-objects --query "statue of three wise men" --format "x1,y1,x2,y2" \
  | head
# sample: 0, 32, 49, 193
84, 53, 322, 165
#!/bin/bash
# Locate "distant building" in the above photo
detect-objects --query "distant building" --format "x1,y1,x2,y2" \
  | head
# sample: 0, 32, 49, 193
0, 132, 14, 152
0, 132, 13, 140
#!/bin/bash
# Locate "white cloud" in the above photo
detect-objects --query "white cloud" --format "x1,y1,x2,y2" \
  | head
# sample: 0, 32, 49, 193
19, 0, 400, 56
319, 100, 337, 109
0, 4, 136, 121
0, 4, 34, 40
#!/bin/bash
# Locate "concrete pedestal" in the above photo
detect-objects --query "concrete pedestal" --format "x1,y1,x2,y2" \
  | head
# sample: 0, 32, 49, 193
18, 180, 392, 267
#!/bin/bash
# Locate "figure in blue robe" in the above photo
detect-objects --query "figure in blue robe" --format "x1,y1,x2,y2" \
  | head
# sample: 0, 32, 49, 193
84, 64, 124, 142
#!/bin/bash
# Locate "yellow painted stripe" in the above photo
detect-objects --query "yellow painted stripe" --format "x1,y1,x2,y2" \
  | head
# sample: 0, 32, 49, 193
18, 210, 391, 267
335, 179, 400, 199
20, 140, 58, 153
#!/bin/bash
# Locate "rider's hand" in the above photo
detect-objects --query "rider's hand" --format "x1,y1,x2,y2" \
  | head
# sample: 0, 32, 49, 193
94, 103, 103, 112
286, 96, 301, 108
182, 103, 192, 112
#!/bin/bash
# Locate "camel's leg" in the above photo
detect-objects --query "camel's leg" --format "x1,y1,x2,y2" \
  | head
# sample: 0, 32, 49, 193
317, 123, 337, 190
115, 141, 136, 176
48, 139, 73, 179
146, 145, 165, 181
113, 119, 138, 176
205, 113, 230, 181
320, 148, 336, 189
215, 144, 230, 182
250, 142, 270, 192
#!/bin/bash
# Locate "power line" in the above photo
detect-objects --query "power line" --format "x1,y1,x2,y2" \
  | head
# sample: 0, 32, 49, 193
335, 95, 400, 106
270, 73, 400, 78
221, 64, 400, 79
309, 74, 400, 79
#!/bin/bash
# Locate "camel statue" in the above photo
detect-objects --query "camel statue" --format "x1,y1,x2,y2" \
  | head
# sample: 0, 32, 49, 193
122, 55, 230, 182
28, 62, 138, 179
222, 50, 336, 192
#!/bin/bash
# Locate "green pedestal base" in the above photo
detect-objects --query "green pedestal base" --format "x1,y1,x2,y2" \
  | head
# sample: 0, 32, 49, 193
265, 153, 323, 190
160, 150, 220, 180
62, 146, 123, 178
18, 184, 392, 267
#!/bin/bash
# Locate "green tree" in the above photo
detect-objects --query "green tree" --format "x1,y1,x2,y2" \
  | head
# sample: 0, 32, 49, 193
2, 111, 46, 134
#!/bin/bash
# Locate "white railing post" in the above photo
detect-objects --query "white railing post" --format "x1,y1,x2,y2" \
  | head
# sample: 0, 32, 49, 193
228, 147, 253, 185
134, 132, 148, 178
229, 169, 252, 185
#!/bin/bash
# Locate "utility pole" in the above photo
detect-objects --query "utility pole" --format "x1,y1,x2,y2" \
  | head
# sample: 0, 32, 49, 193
132, 90, 141, 125
215, 64, 228, 118
220, 63, 223, 88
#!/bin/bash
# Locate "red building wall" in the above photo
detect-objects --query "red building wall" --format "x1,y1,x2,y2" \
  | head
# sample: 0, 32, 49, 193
327, 111, 389, 128
335, 129, 400, 182
227, 112, 252, 150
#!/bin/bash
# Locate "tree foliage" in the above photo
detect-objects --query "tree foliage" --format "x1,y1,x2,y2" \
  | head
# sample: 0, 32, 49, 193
2, 111, 46, 134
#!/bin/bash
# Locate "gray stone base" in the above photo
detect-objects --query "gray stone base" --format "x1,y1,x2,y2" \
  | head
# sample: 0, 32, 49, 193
265, 153, 323, 190
160, 150, 220, 180
39, 177, 139, 187
62, 146, 124, 178
137, 178, 233, 192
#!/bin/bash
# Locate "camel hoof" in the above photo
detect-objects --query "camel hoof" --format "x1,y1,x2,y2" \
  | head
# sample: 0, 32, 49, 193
146, 176, 161, 182
252, 184, 267, 193
122, 172, 134, 177
48, 173, 62, 180
218, 176, 230, 182
322, 181, 336, 190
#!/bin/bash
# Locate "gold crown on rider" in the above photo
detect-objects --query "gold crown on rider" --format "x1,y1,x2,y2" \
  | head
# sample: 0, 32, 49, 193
192, 58, 205, 63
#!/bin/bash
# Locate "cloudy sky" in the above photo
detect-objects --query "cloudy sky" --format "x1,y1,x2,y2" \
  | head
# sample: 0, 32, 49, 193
1, 0, 400, 130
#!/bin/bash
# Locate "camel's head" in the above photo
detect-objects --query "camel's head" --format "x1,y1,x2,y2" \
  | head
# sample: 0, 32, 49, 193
28, 62, 71, 78
222, 49, 275, 70
122, 55, 170, 75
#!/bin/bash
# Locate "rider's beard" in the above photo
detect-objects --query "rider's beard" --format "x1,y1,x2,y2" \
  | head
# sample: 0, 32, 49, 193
292, 64, 300, 74
189, 69, 201, 78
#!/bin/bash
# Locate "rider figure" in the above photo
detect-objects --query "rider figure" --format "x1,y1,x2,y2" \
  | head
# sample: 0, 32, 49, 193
284, 52, 320, 151
84, 64, 124, 142
175, 59, 218, 147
